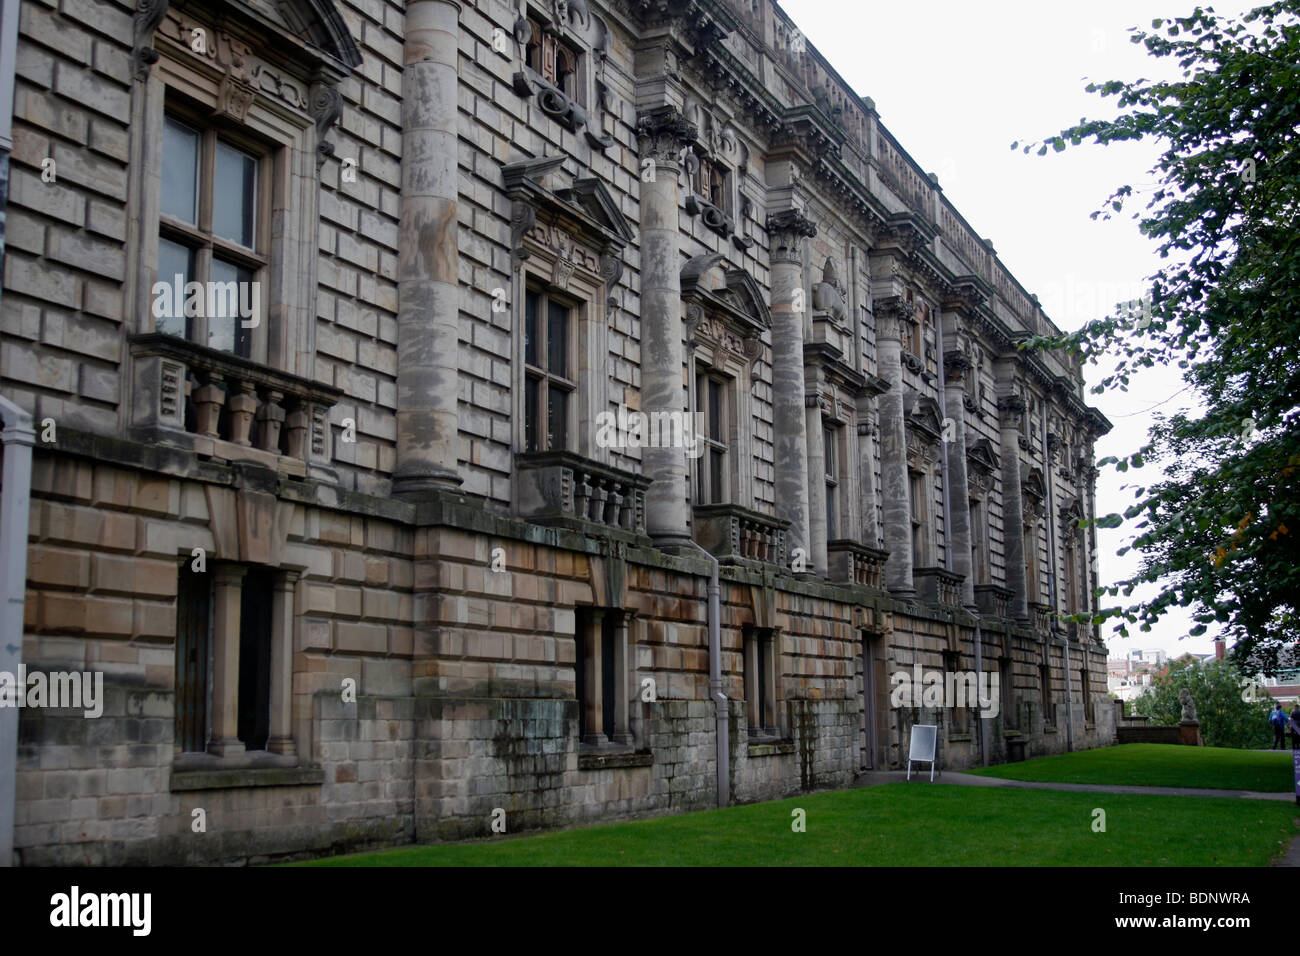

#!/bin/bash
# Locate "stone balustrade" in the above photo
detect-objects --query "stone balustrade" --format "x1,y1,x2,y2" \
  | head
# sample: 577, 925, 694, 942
913, 567, 963, 608
692, 503, 789, 568
515, 451, 650, 536
129, 333, 342, 471
827, 540, 888, 589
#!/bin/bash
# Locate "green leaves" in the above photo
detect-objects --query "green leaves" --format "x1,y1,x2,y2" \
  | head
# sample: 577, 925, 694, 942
1015, 0, 1300, 670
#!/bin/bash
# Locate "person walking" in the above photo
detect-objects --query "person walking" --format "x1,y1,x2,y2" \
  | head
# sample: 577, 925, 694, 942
1271, 702, 1289, 749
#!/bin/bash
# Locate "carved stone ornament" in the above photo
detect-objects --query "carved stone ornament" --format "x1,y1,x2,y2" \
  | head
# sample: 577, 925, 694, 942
309, 82, 344, 166
636, 106, 697, 168
997, 393, 1027, 427
765, 209, 817, 264
132, 0, 171, 81
873, 295, 915, 341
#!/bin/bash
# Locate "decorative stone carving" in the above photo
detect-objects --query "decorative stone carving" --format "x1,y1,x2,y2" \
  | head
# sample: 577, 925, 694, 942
997, 393, 1027, 426
874, 295, 914, 341
636, 106, 697, 169
766, 209, 816, 263
811, 259, 847, 323
132, 0, 170, 81
510, 200, 537, 269
308, 82, 344, 166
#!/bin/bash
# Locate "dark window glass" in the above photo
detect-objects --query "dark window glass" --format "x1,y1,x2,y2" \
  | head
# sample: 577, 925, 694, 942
156, 238, 195, 339
547, 299, 568, 378
237, 569, 274, 751
524, 377, 538, 452
213, 141, 257, 248
547, 384, 568, 451
525, 290, 539, 367
175, 567, 211, 753
208, 258, 255, 358
161, 118, 199, 224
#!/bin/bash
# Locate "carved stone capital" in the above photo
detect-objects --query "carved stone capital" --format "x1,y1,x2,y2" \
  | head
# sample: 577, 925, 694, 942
997, 394, 1027, 426
766, 210, 817, 264
943, 348, 972, 384
874, 295, 914, 341
636, 106, 697, 169
132, 0, 170, 81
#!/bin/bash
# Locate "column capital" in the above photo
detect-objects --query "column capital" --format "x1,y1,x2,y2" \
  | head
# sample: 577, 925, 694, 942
874, 295, 914, 341
636, 106, 697, 168
997, 394, 1027, 426
766, 210, 817, 263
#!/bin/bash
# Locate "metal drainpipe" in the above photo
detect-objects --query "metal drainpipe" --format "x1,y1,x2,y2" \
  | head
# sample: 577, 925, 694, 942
1041, 400, 1072, 752
685, 540, 728, 808
0, 396, 35, 867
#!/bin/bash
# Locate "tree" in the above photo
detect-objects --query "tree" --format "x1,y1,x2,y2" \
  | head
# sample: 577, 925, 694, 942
1131, 655, 1274, 748
1013, 2, 1300, 673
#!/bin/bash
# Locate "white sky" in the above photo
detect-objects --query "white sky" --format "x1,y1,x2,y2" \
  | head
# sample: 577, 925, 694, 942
780, 0, 1261, 661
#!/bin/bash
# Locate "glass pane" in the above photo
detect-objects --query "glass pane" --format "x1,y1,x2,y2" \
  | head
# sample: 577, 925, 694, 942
708, 379, 721, 437
824, 427, 836, 478
547, 300, 568, 378
548, 385, 568, 451
161, 118, 199, 224
525, 290, 539, 367
208, 258, 255, 358
155, 238, 194, 339
710, 448, 724, 504
696, 453, 706, 503
826, 487, 836, 540
524, 376, 539, 451
214, 141, 258, 248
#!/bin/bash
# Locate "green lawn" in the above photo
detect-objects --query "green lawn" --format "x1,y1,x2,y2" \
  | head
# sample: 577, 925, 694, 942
296, 783, 1299, 866
966, 744, 1296, 792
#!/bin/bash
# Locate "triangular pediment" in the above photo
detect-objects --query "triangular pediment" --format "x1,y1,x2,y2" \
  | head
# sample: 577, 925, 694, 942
557, 179, 635, 244
233, 0, 362, 71
966, 437, 999, 474
503, 157, 633, 253
1021, 465, 1046, 500
905, 393, 944, 440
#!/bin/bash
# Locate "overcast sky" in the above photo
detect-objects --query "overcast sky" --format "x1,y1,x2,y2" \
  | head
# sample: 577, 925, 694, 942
779, 0, 1261, 662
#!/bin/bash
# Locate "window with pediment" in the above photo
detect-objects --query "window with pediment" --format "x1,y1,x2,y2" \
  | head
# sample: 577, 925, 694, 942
127, 0, 359, 473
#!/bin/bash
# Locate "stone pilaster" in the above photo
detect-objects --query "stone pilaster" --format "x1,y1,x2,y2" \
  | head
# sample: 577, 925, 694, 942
875, 295, 914, 594
942, 337, 975, 607
209, 564, 246, 757
636, 106, 697, 549
268, 570, 299, 756
767, 210, 817, 572
996, 367, 1029, 621
394, 0, 463, 494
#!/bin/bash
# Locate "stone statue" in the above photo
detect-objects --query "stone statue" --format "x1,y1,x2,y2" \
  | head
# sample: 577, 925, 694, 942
1178, 687, 1198, 723
811, 258, 847, 323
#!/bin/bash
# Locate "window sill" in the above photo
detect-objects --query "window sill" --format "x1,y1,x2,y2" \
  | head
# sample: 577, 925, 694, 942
746, 738, 794, 758
577, 748, 653, 771
948, 734, 973, 742
1043, 727, 1058, 734
170, 753, 323, 791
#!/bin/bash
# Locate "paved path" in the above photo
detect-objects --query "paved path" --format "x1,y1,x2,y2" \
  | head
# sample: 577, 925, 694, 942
854, 769, 1300, 865
854, 768, 1295, 801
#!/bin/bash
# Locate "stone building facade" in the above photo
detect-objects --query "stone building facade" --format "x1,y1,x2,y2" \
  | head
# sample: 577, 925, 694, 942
0, 0, 1113, 865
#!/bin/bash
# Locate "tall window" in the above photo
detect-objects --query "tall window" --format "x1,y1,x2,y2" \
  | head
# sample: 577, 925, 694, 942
157, 114, 268, 360
1064, 537, 1078, 614
1079, 667, 1090, 723
1024, 523, 1039, 601
1039, 662, 1053, 727
574, 608, 628, 746
1000, 657, 1017, 730
174, 563, 279, 755
693, 157, 728, 210
909, 470, 928, 567
824, 425, 840, 540
525, 16, 581, 100
524, 287, 575, 452
970, 498, 989, 584
695, 369, 730, 504
744, 626, 777, 736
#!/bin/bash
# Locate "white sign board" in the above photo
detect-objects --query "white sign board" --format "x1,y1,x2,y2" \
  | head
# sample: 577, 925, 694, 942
907, 724, 938, 782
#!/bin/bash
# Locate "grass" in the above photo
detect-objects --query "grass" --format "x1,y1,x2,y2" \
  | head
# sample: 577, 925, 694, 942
295, 783, 1299, 867
965, 743, 1297, 792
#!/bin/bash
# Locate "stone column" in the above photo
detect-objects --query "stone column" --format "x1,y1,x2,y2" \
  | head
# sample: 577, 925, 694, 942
268, 570, 300, 756
942, 338, 975, 608
394, 0, 463, 494
875, 295, 914, 595
209, 564, 247, 757
582, 609, 605, 744
996, 363, 1029, 621
611, 613, 632, 746
636, 107, 697, 549
767, 210, 816, 573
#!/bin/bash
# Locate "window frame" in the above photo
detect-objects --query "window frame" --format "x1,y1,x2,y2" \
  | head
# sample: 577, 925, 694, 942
524, 13, 584, 104
574, 607, 631, 748
693, 366, 733, 506
824, 422, 840, 541
744, 626, 779, 738
156, 103, 274, 364
909, 468, 929, 567
523, 283, 579, 454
